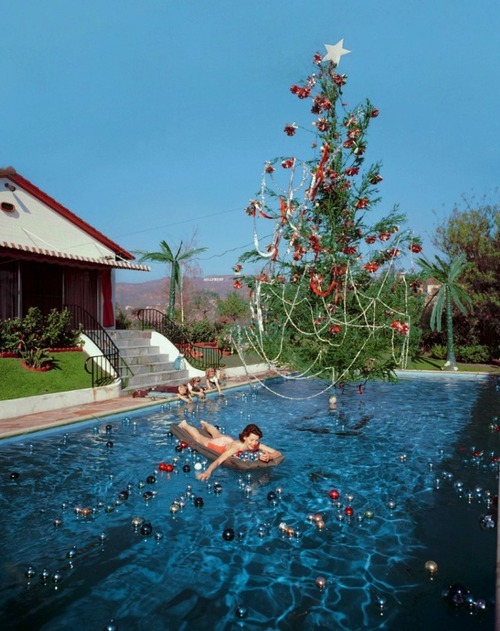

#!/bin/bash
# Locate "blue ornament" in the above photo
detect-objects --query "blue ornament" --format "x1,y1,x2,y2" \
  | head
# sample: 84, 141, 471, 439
140, 522, 153, 536
222, 528, 235, 541
235, 605, 248, 619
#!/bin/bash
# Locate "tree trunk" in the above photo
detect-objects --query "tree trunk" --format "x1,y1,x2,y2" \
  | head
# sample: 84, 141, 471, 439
168, 277, 176, 321
443, 289, 458, 371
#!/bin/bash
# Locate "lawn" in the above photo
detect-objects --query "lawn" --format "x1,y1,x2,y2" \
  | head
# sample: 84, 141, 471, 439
406, 354, 500, 373
1, 350, 497, 403
0, 352, 92, 401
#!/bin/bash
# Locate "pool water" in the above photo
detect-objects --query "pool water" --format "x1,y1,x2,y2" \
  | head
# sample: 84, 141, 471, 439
0, 376, 498, 630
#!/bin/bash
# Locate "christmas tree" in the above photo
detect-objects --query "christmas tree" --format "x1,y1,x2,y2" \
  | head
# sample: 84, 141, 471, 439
235, 41, 424, 389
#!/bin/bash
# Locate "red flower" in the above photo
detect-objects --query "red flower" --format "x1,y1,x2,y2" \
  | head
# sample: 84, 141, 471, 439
281, 158, 295, 169
345, 166, 359, 176
313, 53, 322, 65
409, 244, 423, 253
342, 246, 357, 255
333, 74, 347, 87
356, 197, 369, 209
284, 123, 297, 136
343, 139, 354, 149
265, 163, 275, 173
370, 108, 380, 118
365, 235, 377, 244
233, 280, 242, 289
363, 262, 380, 273
329, 324, 342, 335
347, 128, 361, 139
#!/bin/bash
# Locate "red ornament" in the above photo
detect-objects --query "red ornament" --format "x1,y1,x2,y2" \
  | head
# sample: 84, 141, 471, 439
281, 158, 295, 169
344, 506, 354, 517
355, 197, 369, 209
233, 280, 242, 289
329, 324, 342, 335
370, 174, 383, 184
328, 489, 340, 500
159, 462, 174, 473
316, 118, 330, 132
370, 108, 380, 118
363, 262, 380, 273
378, 232, 391, 242
180, 441, 188, 449
365, 235, 377, 244
284, 123, 297, 136
345, 166, 359, 176
409, 244, 423, 253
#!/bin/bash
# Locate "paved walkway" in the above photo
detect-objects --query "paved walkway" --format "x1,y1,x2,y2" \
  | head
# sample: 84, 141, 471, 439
0, 373, 264, 440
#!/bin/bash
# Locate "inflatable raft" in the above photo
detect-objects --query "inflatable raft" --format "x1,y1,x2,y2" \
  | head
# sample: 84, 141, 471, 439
170, 424, 285, 471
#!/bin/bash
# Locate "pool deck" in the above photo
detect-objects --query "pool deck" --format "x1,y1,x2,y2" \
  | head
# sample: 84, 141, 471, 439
0, 371, 267, 440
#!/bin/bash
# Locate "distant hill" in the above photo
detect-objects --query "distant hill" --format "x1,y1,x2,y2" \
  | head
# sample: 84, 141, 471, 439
116, 275, 238, 311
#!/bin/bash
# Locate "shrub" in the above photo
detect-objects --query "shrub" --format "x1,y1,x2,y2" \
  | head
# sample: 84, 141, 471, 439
116, 305, 133, 330
455, 345, 490, 364
429, 344, 447, 360
43, 308, 80, 347
0, 308, 80, 353
19, 345, 55, 370
0, 318, 22, 352
182, 320, 223, 343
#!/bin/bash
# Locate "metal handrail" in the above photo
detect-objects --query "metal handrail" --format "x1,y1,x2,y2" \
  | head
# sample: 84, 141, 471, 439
136, 308, 223, 370
65, 304, 132, 387
84, 355, 118, 387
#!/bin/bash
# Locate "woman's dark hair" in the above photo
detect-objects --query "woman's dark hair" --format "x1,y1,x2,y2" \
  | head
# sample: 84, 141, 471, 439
239, 424, 263, 441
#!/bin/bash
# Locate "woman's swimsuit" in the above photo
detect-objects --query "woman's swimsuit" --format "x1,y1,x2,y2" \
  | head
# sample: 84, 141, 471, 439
207, 436, 234, 454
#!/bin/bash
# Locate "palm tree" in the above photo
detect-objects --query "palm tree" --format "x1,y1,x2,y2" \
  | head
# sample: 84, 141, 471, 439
136, 240, 207, 321
418, 253, 472, 371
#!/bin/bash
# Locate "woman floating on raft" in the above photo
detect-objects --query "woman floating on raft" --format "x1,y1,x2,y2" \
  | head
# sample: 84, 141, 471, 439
178, 420, 283, 480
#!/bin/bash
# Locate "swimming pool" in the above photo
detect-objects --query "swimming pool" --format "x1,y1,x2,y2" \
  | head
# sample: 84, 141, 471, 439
0, 376, 498, 630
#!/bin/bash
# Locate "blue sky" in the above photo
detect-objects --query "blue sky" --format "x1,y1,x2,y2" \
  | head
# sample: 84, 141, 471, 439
3, 0, 499, 282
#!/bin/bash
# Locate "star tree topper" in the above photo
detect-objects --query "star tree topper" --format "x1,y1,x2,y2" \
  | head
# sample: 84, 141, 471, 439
323, 39, 351, 66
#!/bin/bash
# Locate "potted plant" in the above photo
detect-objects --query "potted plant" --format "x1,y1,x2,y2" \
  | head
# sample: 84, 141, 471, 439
217, 334, 233, 356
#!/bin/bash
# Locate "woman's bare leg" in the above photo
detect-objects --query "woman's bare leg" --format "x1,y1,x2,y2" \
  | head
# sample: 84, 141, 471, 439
178, 419, 211, 446
199, 420, 224, 438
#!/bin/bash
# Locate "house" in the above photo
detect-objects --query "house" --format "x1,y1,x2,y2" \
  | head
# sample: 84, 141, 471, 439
0, 167, 149, 326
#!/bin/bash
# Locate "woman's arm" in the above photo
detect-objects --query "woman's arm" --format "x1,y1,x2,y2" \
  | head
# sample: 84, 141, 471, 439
196, 441, 240, 480
257, 443, 282, 463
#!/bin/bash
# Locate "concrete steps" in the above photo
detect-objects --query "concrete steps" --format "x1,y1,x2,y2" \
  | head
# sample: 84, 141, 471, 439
107, 330, 189, 393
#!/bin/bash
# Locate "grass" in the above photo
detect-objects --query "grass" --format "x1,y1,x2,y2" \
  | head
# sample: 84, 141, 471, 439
0, 352, 92, 401
1, 350, 497, 404
406, 354, 500, 373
